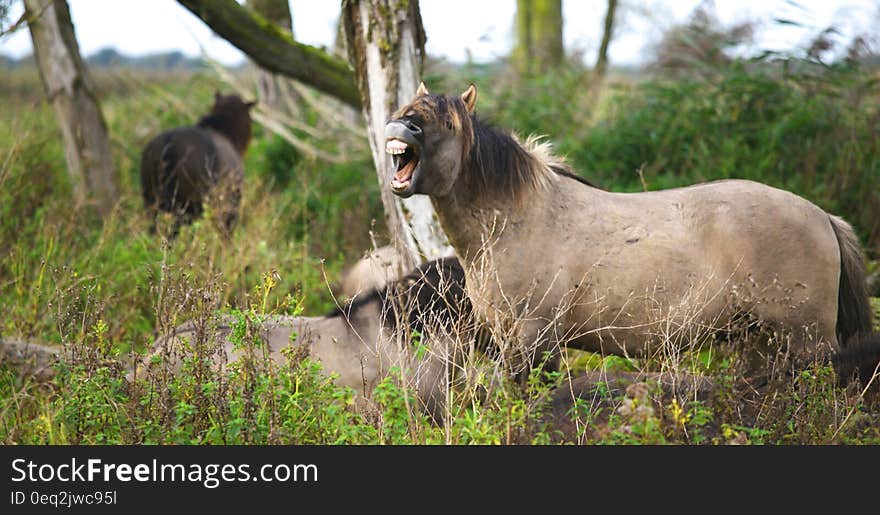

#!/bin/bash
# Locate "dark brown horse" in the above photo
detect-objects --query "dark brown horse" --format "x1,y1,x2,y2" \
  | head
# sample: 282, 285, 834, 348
140, 92, 255, 236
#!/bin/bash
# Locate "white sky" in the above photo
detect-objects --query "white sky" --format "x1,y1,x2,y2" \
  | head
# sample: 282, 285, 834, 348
1, 1, 877, 66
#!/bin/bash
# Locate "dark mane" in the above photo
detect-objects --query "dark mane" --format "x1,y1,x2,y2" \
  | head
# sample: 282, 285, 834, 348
550, 163, 602, 189
326, 257, 471, 339
465, 117, 546, 201
466, 116, 605, 198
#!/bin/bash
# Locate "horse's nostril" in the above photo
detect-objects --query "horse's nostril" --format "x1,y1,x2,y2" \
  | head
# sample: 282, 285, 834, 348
404, 120, 422, 134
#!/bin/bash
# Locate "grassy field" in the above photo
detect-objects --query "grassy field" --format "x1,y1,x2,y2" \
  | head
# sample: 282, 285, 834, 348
1, 56, 879, 444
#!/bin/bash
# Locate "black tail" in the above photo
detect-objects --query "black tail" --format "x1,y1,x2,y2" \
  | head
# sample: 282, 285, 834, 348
828, 215, 872, 345
826, 215, 878, 388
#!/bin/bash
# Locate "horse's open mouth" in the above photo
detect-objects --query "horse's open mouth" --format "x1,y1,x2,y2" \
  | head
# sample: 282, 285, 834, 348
386, 139, 420, 191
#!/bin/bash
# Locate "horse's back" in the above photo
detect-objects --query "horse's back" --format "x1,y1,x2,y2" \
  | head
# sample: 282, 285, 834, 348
141, 127, 216, 203
607, 178, 827, 221
141, 315, 333, 375
530, 178, 843, 354
596, 179, 837, 265
205, 129, 244, 182
655, 179, 839, 282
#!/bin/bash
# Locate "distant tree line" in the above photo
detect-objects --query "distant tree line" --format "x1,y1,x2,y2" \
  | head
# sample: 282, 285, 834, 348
0, 47, 212, 70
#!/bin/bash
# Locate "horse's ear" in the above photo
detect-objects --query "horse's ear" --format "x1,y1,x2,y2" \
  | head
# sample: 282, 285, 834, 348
214, 90, 222, 103
416, 81, 430, 97
460, 84, 477, 113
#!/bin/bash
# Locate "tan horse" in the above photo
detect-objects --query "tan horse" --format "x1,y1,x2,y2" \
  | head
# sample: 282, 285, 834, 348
338, 245, 408, 298
384, 83, 874, 378
136, 257, 473, 422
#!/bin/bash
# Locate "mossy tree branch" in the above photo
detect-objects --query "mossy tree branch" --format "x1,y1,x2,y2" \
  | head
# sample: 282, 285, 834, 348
177, 0, 361, 108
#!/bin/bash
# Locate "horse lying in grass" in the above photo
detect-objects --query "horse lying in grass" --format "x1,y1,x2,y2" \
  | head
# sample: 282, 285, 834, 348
140, 92, 255, 237
338, 245, 408, 298
137, 257, 474, 423
384, 82, 878, 383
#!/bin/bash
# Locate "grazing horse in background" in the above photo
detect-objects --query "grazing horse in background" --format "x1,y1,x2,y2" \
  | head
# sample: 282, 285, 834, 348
384, 82, 876, 382
140, 92, 255, 236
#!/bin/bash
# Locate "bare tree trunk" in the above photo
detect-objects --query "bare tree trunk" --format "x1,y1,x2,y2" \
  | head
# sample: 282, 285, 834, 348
341, 0, 451, 270
246, 0, 295, 113
531, 0, 563, 70
25, 0, 117, 216
513, 0, 533, 75
513, 0, 564, 75
594, 0, 618, 80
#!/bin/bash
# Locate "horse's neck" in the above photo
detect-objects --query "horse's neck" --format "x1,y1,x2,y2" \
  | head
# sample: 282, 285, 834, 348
198, 116, 249, 156
432, 178, 554, 261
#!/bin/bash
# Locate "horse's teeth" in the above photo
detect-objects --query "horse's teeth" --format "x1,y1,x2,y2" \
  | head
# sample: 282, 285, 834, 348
385, 140, 408, 155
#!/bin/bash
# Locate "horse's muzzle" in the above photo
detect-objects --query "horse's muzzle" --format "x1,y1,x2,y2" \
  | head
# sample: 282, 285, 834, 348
384, 122, 420, 147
